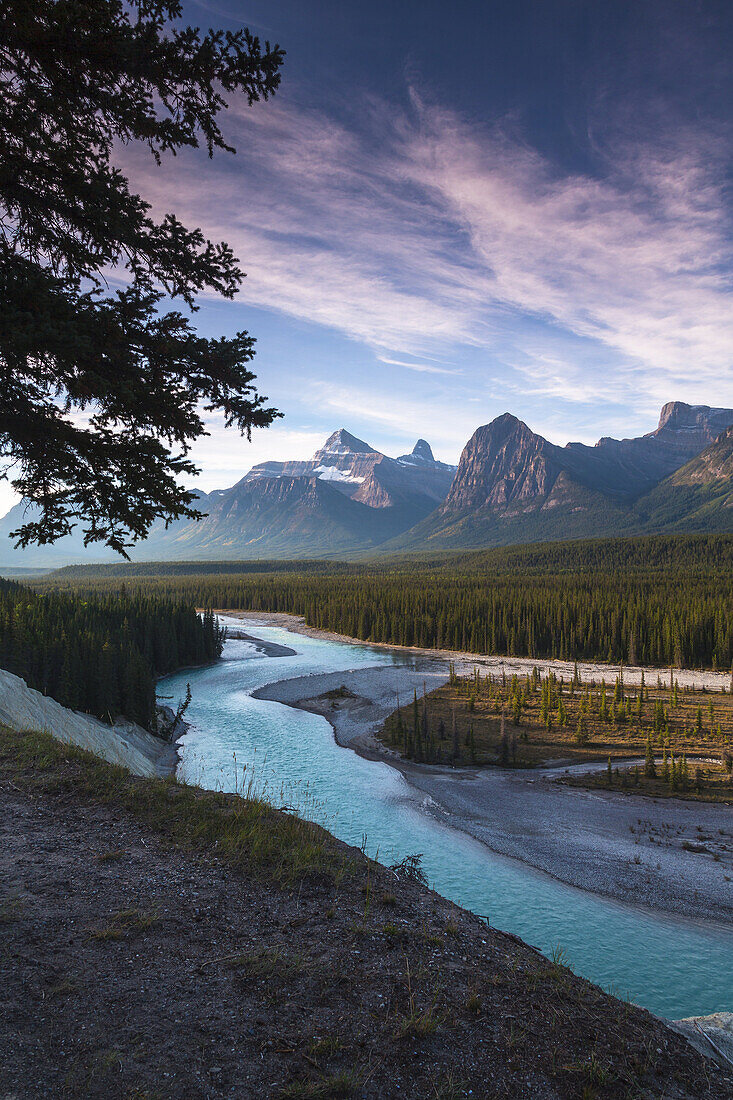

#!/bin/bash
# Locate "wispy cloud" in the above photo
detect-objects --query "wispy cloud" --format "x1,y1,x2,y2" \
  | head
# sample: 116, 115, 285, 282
122, 86, 733, 416
378, 356, 460, 375
400, 101, 733, 402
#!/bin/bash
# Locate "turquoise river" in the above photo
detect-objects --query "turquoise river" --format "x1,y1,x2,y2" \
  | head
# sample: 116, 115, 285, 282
160, 622, 733, 1020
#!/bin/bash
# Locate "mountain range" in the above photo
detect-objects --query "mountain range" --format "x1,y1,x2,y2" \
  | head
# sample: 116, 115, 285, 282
0, 431, 457, 566
393, 401, 733, 551
2, 402, 732, 568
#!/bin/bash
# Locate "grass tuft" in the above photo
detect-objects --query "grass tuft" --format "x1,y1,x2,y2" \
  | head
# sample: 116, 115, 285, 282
0, 726, 354, 886
279, 1071, 359, 1098
0, 896, 25, 923
89, 907, 158, 941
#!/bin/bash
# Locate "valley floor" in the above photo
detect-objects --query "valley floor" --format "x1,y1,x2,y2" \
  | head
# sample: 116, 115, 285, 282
1, 726, 729, 1099
239, 614, 733, 926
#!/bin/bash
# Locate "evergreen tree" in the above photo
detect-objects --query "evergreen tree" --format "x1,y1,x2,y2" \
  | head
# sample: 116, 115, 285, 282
575, 714, 589, 745
0, 579, 222, 730
498, 709, 509, 765
26, 534, 733, 685
0, 0, 284, 553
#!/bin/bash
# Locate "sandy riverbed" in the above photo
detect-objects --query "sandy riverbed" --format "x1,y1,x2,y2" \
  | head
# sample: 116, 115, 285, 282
223, 625, 296, 658
232, 612, 733, 925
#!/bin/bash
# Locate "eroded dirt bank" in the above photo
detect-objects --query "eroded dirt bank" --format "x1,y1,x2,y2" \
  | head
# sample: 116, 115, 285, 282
1, 727, 729, 1100
0, 666, 176, 778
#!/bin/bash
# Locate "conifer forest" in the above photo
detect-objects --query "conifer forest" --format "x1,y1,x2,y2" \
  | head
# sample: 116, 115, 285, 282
41, 535, 733, 672
0, 579, 224, 730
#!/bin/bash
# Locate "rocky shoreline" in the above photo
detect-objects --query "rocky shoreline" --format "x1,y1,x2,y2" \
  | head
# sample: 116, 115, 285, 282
223, 626, 297, 658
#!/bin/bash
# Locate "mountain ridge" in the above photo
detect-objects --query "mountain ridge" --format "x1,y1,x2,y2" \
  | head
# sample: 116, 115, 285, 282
0, 431, 457, 565
387, 402, 733, 552
2, 402, 732, 566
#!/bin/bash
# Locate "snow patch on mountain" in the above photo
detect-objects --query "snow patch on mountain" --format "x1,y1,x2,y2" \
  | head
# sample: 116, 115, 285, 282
313, 465, 365, 484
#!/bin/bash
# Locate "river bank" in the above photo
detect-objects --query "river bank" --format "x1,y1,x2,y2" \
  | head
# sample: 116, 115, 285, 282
235, 614, 733, 926
0, 666, 179, 779
4, 723, 728, 1099
221, 610, 732, 692
222, 625, 297, 658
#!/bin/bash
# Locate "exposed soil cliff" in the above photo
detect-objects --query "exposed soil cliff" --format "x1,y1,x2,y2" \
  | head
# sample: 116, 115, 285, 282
0, 667, 175, 777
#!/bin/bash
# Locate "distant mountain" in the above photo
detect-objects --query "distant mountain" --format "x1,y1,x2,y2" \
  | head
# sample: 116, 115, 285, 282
567, 400, 733, 498
0, 502, 119, 570
3, 403, 733, 568
242, 429, 455, 509
141, 475, 413, 559
141, 430, 457, 559
630, 427, 733, 534
0, 431, 457, 566
389, 403, 733, 551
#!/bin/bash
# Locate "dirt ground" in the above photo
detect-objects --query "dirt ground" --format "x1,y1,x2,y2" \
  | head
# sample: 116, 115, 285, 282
1, 730, 731, 1100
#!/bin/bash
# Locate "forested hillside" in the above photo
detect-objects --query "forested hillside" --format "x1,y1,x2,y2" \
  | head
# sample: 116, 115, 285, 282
38, 535, 733, 671
0, 580, 224, 729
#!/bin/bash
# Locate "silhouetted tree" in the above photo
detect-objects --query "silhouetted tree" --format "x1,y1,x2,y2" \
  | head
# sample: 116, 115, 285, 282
0, 1, 284, 553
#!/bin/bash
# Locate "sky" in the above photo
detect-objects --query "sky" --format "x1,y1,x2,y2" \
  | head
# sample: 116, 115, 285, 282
5, 0, 733, 515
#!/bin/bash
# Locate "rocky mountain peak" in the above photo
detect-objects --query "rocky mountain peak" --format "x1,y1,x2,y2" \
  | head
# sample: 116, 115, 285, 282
412, 439, 434, 462
315, 429, 374, 458
468, 412, 541, 454
444, 413, 555, 511
397, 438, 438, 465
490, 411, 530, 434
657, 401, 694, 431
654, 402, 733, 438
